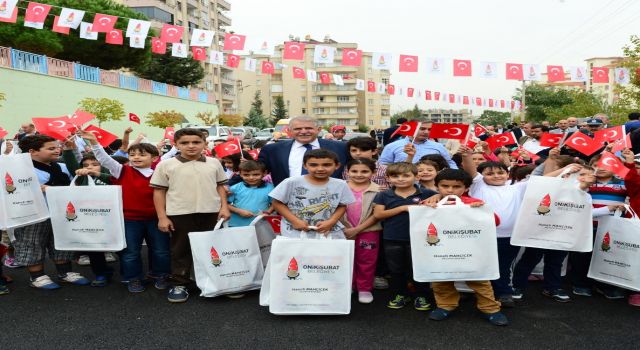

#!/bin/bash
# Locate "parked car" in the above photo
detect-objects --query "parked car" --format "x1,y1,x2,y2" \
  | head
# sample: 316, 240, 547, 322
254, 130, 273, 141
343, 132, 372, 141
183, 125, 230, 141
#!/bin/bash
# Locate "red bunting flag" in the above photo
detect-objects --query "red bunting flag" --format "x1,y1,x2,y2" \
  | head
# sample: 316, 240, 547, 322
407, 88, 415, 98
319, 72, 331, 84
160, 24, 184, 43
453, 59, 472, 77
546, 65, 565, 82
129, 113, 140, 124
506, 63, 524, 80
247, 148, 260, 160
283, 42, 305, 60
424, 90, 432, 100
564, 131, 602, 156
68, 110, 96, 127
448, 94, 456, 103
191, 47, 207, 61
84, 125, 118, 147
25, 2, 51, 24
292, 66, 305, 79
390, 121, 420, 139
0, 6, 17, 23
342, 48, 362, 67
151, 37, 166, 54
105, 29, 123, 45
223, 33, 246, 50
387, 84, 395, 95
473, 124, 488, 137
597, 152, 629, 178
486, 132, 517, 150
367, 81, 376, 92
92, 13, 117, 32
399, 54, 419, 72
263, 215, 282, 234
462, 96, 469, 105
226, 54, 240, 68
592, 67, 609, 83
539, 133, 564, 148
594, 125, 625, 144
214, 139, 242, 158
163, 127, 174, 141
52, 16, 70, 35
429, 123, 469, 140
261, 61, 274, 75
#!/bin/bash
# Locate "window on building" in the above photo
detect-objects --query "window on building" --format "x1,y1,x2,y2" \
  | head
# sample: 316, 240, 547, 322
301, 97, 306, 103
382, 78, 389, 85
312, 108, 326, 114
369, 120, 374, 126
302, 108, 307, 114
337, 96, 350, 102
312, 96, 321, 102
337, 107, 351, 114
320, 96, 325, 102
256, 79, 261, 85
131, 7, 174, 23
301, 84, 306, 91
368, 109, 374, 115
368, 99, 374, 105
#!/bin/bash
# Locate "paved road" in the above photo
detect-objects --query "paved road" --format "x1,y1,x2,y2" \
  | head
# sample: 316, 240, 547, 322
1, 256, 639, 350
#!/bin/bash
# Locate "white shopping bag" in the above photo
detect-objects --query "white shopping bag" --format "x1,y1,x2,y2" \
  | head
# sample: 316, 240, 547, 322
259, 234, 354, 315
0, 153, 49, 230
511, 175, 593, 252
409, 196, 499, 282
250, 215, 278, 268
47, 176, 126, 251
189, 219, 265, 297
588, 208, 640, 292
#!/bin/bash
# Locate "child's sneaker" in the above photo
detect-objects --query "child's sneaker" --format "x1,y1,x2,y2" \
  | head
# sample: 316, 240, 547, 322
59, 272, 90, 286
414, 296, 432, 311
628, 293, 640, 307
572, 287, 592, 297
30, 275, 61, 290
387, 294, 410, 309
3, 256, 21, 268
482, 311, 509, 326
0, 284, 9, 295
512, 288, 524, 301
358, 291, 374, 304
127, 279, 145, 293
77, 255, 90, 266
374, 276, 389, 290
498, 295, 515, 308
542, 289, 571, 303
105, 252, 117, 263
91, 275, 109, 287
595, 287, 625, 300
429, 308, 452, 321
154, 276, 170, 290
167, 286, 189, 303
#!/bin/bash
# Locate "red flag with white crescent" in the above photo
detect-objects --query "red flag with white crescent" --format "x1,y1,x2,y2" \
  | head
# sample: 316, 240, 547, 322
390, 121, 420, 139
564, 131, 602, 156
84, 125, 118, 147
429, 123, 469, 140
214, 139, 242, 158
597, 152, 629, 178
486, 132, 517, 150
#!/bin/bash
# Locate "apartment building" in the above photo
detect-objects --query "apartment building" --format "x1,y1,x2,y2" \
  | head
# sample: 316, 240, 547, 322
585, 57, 624, 106
119, 0, 235, 113
421, 109, 473, 124
234, 36, 392, 130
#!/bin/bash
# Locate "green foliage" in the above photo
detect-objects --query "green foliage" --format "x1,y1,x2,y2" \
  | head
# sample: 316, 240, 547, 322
271, 96, 288, 123
145, 110, 184, 129
219, 114, 243, 127
195, 111, 217, 125
391, 104, 422, 125
474, 110, 511, 126
357, 124, 370, 133
0, 0, 152, 70
614, 35, 640, 124
134, 51, 205, 87
245, 91, 269, 129
78, 97, 124, 126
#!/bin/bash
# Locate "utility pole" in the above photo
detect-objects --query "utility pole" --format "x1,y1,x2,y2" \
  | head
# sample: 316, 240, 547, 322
520, 80, 527, 123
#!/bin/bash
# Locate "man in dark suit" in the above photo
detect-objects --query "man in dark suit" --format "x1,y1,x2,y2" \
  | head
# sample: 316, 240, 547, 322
258, 116, 348, 186
383, 117, 407, 146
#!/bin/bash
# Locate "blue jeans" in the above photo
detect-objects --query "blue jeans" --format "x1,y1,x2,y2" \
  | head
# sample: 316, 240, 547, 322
119, 219, 170, 281
491, 237, 520, 297
512, 247, 568, 291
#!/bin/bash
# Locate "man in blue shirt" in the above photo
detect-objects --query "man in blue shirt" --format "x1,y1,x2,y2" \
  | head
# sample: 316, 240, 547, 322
624, 112, 640, 134
378, 121, 458, 168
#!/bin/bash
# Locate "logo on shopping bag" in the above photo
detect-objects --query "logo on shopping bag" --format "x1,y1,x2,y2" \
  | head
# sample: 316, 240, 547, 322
426, 223, 440, 246
537, 194, 551, 215
4, 172, 16, 194
601, 232, 611, 252
66, 201, 78, 221
210, 246, 221, 266
286, 257, 300, 279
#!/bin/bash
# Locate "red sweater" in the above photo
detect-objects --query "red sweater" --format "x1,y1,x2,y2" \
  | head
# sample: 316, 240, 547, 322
624, 162, 640, 214
110, 165, 157, 221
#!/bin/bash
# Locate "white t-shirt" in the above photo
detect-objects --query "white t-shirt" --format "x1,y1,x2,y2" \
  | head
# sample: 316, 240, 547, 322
469, 174, 528, 238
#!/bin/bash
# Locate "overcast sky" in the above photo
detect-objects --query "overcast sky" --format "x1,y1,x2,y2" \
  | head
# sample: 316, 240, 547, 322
231, 0, 640, 114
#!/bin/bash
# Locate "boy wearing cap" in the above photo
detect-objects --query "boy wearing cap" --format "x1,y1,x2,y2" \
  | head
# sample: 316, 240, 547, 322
331, 125, 347, 141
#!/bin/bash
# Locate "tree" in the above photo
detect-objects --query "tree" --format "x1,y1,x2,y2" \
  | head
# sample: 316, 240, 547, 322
145, 110, 184, 129
0, 0, 152, 70
195, 111, 217, 125
218, 114, 243, 126
474, 110, 511, 126
245, 91, 269, 129
271, 96, 288, 124
357, 124, 370, 133
391, 104, 422, 125
134, 52, 205, 87
78, 97, 124, 126
613, 35, 640, 124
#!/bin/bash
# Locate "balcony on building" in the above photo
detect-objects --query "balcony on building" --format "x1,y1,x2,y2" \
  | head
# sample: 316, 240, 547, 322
129, 5, 174, 24
218, 11, 231, 26
217, 0, 231, 11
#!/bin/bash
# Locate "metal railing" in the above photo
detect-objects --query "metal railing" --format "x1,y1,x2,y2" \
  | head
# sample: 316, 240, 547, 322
0, 46, 213, 104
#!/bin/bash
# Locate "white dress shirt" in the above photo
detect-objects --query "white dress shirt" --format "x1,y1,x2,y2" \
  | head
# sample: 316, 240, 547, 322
288, 139, 320, 176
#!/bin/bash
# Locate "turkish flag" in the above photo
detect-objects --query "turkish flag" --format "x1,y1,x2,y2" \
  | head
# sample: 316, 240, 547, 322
367, 81, 376, 92
129, 113, 140, 124
92, 13, 117, 33
283, 42, 305, 60
448, 94, 456, 103
407, 88, 415, 98
105, 29, 123, 45
0, 127, 8, 139
192, 47, 207, 61
511, 147, 540, 162
0, 7, 17, 23
68, 110, 96, 127
462, 96, 469, 105
263, 215, 282, 234
292, 66, 305, 79
214, 139, 242, 158
84, 125, 118, 147
547, 65, 565, 82
342, 48, 362, 66
475, 97, 482, 106
539, 133, 564, 148
453, 59, 472, 76
486, 132, 517, 150
488, 99, 495, 107
386, 84, 395, 95
597, 152, 629, 178
160, 24, 184, 43
474, 124, 487, 137
429, 123, 469, 140
223, 33, 246, 50
52, 16, 70, 35
25, 2, 51, 23
260, 61, 274, 75
610, 133, 632, 153
151, 37, 166, 54
163, 127, 175, 141
390, 121, 420, 138
500, 100, 506, 108
564, 131, 602, 156
434, 92, 441, 100
399, 54, 419, 72
226, 54, 240, 68
32, 116, 76, 140
594, 125, 625, 144
424, 90, 432, 100
466, 137, 479, 149
319, 72, 331, 84
506, 63, 524, 80
592, 67, 609, 83
247, 148, 260, 160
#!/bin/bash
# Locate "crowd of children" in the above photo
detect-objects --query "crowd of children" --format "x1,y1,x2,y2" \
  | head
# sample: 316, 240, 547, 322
1, 122, 639, 327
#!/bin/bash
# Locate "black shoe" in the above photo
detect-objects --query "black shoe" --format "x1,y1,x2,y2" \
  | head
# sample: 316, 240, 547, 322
482, 312, 509, 326
512, 288, 524, 301
498, 295, 515, 308
542, 289, 571, 303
